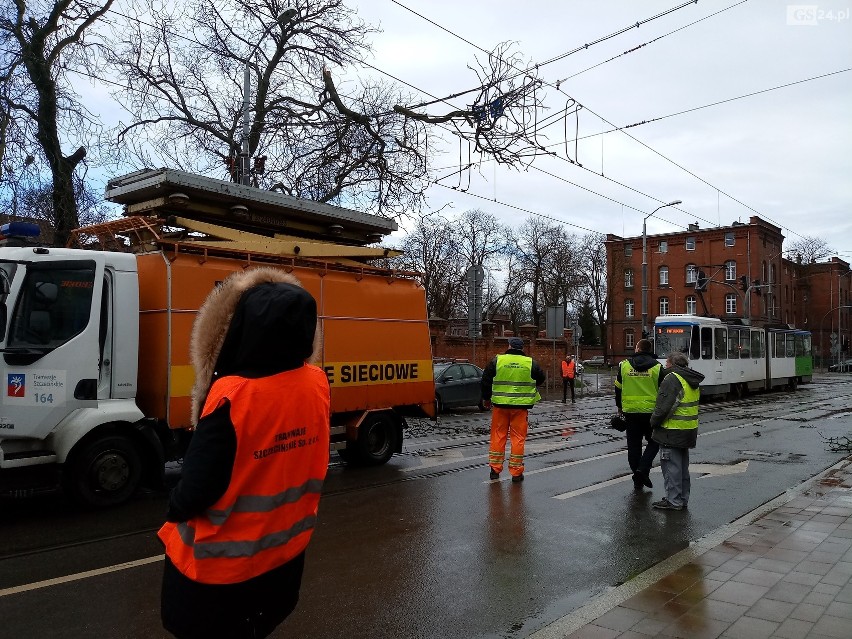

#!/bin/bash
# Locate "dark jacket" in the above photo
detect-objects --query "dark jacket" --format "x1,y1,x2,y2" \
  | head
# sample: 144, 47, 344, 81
480, 348, 546, 409
162, 267, 325, 639
650, 364, 705, 449
614, 352, 661, 412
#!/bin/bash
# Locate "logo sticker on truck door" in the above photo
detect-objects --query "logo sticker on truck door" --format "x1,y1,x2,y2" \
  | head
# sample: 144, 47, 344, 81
4, 370, 66, 406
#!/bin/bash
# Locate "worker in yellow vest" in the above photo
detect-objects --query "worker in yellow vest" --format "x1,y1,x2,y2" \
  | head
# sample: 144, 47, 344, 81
159, 268, 330, 639
650, 351, 704, 511
481, 337, 546, 483
614, 339, 662, 491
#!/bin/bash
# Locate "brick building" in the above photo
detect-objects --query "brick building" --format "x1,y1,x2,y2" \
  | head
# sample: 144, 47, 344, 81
792, 256, 851, 367
604, 215, 851, 366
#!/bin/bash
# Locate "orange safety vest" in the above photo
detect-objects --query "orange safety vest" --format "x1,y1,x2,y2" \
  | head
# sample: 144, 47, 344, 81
158, 364, 330, 584
561, 359, 576, 379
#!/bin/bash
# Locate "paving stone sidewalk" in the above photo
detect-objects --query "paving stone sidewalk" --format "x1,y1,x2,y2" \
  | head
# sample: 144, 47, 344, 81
533, 456, 852, 639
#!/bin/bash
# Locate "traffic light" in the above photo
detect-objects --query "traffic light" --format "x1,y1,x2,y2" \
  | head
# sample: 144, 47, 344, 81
740, 275, 748, 291
695, 270, 708, 292
753, 279, 761, 295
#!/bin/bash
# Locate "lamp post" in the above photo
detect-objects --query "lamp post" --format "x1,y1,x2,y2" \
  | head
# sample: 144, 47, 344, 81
819, 305, 852, 371
240, 8, 298, 185
641, 200, 682, 338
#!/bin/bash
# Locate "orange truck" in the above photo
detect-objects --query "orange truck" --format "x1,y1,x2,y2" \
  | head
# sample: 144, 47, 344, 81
0, 169, 435, 507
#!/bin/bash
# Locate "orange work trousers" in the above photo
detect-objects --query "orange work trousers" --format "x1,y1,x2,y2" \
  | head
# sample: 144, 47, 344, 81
488, 407, 529, 477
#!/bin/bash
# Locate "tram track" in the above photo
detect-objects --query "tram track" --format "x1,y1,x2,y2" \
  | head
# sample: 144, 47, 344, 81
3, 379, 849, 565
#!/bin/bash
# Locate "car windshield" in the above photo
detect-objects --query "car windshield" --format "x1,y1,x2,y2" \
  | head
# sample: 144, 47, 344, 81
433, 364, 450, 379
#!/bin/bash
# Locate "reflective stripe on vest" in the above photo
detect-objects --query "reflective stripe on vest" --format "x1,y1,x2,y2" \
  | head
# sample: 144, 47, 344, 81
491, 354, 540, 406
617, 359, 661, 414
158, 364, 330, 585
661, 372, 700, 431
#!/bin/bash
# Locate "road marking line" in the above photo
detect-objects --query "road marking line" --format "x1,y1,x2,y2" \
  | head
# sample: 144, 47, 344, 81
496, 424, 745, 486
553, 460, 750, 500
0, 555, 163, 598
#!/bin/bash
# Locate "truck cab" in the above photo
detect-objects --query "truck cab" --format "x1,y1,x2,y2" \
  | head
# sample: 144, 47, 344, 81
0, 236, 162, 506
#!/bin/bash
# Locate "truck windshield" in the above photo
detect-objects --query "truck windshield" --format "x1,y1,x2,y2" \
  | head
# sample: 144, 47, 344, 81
7, 263, 96, 349
654, 324, 690, 359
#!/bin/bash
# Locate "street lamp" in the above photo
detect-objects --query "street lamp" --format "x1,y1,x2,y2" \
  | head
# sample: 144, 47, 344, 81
641, 200, 682, 337
240, 8, 298, 185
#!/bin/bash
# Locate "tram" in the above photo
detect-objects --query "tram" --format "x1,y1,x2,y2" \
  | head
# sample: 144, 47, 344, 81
653, 315, 813, 398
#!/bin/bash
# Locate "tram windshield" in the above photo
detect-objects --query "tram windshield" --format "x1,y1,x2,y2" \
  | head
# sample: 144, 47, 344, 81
654, 324, 690, 359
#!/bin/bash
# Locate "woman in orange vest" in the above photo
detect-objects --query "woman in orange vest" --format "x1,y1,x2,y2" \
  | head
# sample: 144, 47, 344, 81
561, 354, 577, 403
159, 267, 330, 639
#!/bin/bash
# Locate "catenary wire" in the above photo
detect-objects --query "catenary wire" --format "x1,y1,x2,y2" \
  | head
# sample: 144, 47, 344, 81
100, 6, 814, 243
95, 9, 695, 228
387, 0, 817, 243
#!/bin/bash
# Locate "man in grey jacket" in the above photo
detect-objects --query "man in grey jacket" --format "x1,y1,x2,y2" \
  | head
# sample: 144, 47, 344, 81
649, 351, 705, 511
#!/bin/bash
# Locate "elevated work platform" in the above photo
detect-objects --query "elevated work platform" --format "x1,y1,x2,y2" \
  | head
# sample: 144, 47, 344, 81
104, 168, 397, 246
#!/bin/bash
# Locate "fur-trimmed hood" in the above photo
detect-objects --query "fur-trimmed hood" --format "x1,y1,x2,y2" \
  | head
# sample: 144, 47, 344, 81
189, 267, 322, 425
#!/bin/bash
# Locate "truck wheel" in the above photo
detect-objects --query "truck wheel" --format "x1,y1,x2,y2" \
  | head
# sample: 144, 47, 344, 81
357, 414, 397, 465
65, 435, 143, 508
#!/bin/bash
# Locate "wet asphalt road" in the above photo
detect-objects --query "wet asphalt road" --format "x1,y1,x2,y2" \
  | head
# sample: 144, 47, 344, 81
1, 375, 851, 639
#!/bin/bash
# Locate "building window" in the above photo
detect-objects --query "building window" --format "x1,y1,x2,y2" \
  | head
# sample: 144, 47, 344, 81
685, 296, 697, 314
625, 329, 635, 349
625, 299, 635, 318
686, 264, 697, 284
658, 240, 668, 253
659, 266, 669, 286
686, 237, 696, 251
725, 293, 737, 314
725, 260, 736, 281
624, 269, 634, 288
725, 232, 735, 247
624, 244, 632, 257
659, 297, 669, 315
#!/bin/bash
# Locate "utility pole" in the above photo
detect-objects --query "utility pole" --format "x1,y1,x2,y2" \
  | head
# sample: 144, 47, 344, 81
642, 200, 682, 337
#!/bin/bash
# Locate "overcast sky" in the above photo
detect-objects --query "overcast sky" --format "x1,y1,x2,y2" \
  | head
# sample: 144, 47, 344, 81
344, 0, 851, 258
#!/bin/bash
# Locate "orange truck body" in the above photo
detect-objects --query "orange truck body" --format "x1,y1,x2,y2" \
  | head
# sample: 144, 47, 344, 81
133, 248, 436, 441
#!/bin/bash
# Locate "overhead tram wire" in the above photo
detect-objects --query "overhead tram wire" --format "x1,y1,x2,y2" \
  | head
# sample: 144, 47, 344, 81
390, 0, 816, 243
100, 7, 743, 238
390, 0, 703, 86
98, 8, 712, 234
533, 67, 852, 143
559, 0, 749, 83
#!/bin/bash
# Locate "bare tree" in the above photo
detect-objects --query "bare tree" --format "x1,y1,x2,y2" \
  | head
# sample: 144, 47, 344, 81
0, 174, 113, 241
0, 0, 112, 246
784, 235, 834, 264
513, 216, 579, 327
106, 0, 544, 220
453, 208, 509, 268
577, 232, 609, 347
483, 251, 525, 326
391, 211, 466, 319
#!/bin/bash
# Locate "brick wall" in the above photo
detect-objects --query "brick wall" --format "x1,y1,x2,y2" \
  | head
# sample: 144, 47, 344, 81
429, 319, 598, 389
